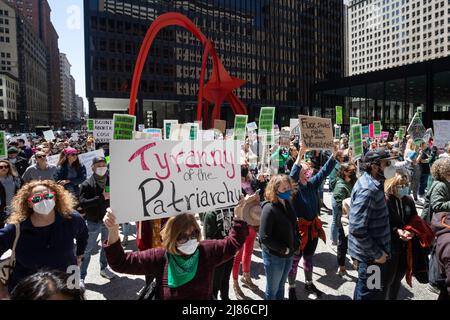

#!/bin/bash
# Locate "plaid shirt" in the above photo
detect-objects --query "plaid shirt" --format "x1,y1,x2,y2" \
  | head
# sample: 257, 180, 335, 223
348, 172, 391, 262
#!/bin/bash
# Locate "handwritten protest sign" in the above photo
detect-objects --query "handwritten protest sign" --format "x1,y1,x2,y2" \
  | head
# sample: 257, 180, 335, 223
299, 115, 333, 150
113, 114, 136, 140
164, 120, 178, 140
43, 130, 55, 141
109, 140, 241, 223
373, 121, 382, 137
433, 120, 450, 148
290, 118, 300, 136
280, 128, 291, 147
71, 133, 79, 142
234, 115, 248, 141
336, 106, 343, 125
407, 112, 426, 143
214, 120, 227, 134
93, 119, 113, 143
143, 128, 163, 140
259, 107, 275, 144
351, 124, 363, 160
0, 131, 6, 159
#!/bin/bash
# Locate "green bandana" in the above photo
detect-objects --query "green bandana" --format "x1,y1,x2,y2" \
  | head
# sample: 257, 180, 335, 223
167, 249, 199, 288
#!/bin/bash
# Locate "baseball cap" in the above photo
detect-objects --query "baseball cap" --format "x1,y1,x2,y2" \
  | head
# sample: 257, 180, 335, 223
7, 147, 19, 154
92, 156, 107, 164
362, 148, 397, 163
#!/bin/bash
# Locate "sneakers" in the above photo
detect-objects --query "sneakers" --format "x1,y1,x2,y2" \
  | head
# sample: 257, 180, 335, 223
233, 282, 246, 300
288, 287, 297, 300
305, 283, 323, 300
427, 283, 440, 295
79, 279, 85, 290
100, 268, 116, 280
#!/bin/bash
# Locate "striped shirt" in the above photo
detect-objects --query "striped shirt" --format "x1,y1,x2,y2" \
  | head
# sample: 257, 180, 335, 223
348, 172, 391, 262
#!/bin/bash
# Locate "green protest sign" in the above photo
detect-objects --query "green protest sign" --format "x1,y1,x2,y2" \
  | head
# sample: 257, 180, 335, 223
336, 106, 343, 125
113, 114, 136, 140
189, 123, 198, 141
334, 125, 341, 138
259, 107, 275, 144
350, 117, 359, 126
0, 131, 6, 158
373, 121, 382, 137
233, 115, 248, 141
87, 119, 94, 131
398, 127, 405, 140
351, 124, 363, 160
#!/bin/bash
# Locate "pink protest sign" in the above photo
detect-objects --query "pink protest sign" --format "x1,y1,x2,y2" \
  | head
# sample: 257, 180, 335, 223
369, 124, 374, 139
380, 131, 389, 140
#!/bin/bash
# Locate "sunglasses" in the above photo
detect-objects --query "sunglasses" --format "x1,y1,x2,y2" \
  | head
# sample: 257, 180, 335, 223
36, 155, 47, 159
0, 165, 9, 170
176, 230, 200, 244
27, 191, 56, 204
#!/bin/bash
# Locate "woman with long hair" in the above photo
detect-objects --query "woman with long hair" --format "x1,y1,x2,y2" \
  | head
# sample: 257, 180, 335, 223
0, 160, 22, 228
53, 148, 86, 197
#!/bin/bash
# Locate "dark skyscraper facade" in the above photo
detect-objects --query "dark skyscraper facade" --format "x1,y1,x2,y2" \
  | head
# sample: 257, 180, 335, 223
84, 0, 343, 127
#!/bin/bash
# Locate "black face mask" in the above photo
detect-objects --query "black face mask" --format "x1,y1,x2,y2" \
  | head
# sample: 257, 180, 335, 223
241, 166, 249, 178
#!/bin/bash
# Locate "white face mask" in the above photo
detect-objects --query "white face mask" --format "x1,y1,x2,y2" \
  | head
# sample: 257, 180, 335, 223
9, 158, 17, 164
95, 167, 108, 176
177, 239, 199, 255
33, 199, 55, 215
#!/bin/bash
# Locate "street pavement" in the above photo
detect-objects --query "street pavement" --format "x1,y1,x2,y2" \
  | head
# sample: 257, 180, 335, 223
84, 190, 438, 300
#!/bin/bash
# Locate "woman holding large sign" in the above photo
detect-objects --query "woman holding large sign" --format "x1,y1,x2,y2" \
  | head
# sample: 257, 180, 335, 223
102, 197, 251, 300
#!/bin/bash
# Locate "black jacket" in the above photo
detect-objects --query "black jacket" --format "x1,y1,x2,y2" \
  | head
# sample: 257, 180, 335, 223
259, 200, 300, 258
9, 157, 29, 177
0, 176, 21, 214
79, 175, 110, 223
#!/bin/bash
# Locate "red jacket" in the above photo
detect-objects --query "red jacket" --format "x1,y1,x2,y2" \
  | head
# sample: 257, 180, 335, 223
404, 215, 435, 287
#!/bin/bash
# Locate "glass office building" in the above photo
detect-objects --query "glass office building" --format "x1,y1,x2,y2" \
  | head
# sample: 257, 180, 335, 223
84, 0, 343, 127
313, 55, 450, 131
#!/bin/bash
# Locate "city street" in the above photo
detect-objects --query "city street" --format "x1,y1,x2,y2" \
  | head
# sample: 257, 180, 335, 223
84, 189, 438, 300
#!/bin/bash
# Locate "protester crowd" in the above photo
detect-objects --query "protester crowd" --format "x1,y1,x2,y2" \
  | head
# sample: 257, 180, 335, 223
0, 128, 449, 301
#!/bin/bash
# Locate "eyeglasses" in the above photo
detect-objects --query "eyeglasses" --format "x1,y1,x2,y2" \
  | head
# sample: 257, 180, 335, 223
27, 191, 56, 204
176, 230, 200, 244
0, 165, 9, 170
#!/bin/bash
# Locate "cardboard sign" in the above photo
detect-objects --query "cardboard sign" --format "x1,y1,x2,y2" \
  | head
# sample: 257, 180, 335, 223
164, 120, 179, 140
369, 123, 375, 139
113, 114, 136, 140
0, 131, 6, 159
43, 130, 55, 141
78, 149, 105, 178
299, 115, 334, 150
234, 115, 248, 142
87, 119, 94, 131
214, 120, 227, 134
407, 112, 426, 143
143, 128, 163, 140
259, 107, 275, 144
433, 120, 450, 148
93, 119, 113, 143
362, 125, 369, 139
351, 124, 363, 160
336, 106, 343, 125
279, 128, 291, 147
290, 118, 300, 136
373, 121, 382, 137
109, 140, 242, 223
334, 125, 341, 139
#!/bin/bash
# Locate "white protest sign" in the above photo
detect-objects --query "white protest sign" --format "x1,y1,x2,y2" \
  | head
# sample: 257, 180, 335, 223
43, 130, 55, 141
290, 118, 300, 136
433, 120, 450, 148
201, 130, 215, 141
299, 115, 334, 150
93, 119, 113, 144
246, 122, 258, 131
180, 123, 199, 141
78, 149, 105, 178
280, 128, 291, 147
110, 140, 242, 223
143, 128, 163, 140
71, 133, 79, 142
169, 124, 182, 141
46, 154, 60, 167
138, 124, 145, 132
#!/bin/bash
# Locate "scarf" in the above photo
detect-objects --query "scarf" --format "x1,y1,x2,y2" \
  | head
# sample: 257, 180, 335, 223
167, 249, 199, 288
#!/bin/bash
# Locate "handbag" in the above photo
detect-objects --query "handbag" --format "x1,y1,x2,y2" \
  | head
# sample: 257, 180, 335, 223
0, 224, 21, 285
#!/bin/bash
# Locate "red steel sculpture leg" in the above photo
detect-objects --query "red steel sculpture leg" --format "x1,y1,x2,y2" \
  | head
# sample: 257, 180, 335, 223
128, 13, 248, 128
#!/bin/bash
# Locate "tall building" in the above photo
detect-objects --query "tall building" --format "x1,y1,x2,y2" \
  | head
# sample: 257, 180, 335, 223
348, 0, 450, 76
70, 75, 76, 123
75, 95, 84, 121
84, 0, 344, 126
59, 53, 72, 124
6, 0, 61, 127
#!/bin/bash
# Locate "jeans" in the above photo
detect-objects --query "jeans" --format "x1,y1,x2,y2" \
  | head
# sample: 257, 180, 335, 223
232, 227, 257, 280
262, 249, 293, 300
418, 173, 429, 197
80, 220, 109, 279
354, 260, 387, 300
330, 196, 339, 243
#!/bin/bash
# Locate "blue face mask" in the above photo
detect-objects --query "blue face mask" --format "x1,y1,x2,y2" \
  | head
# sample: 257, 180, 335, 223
277, 190, 292, 200
398, 186, 410, 198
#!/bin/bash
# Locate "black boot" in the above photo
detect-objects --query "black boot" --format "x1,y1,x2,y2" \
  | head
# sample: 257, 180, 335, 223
289, 287, 297, 300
